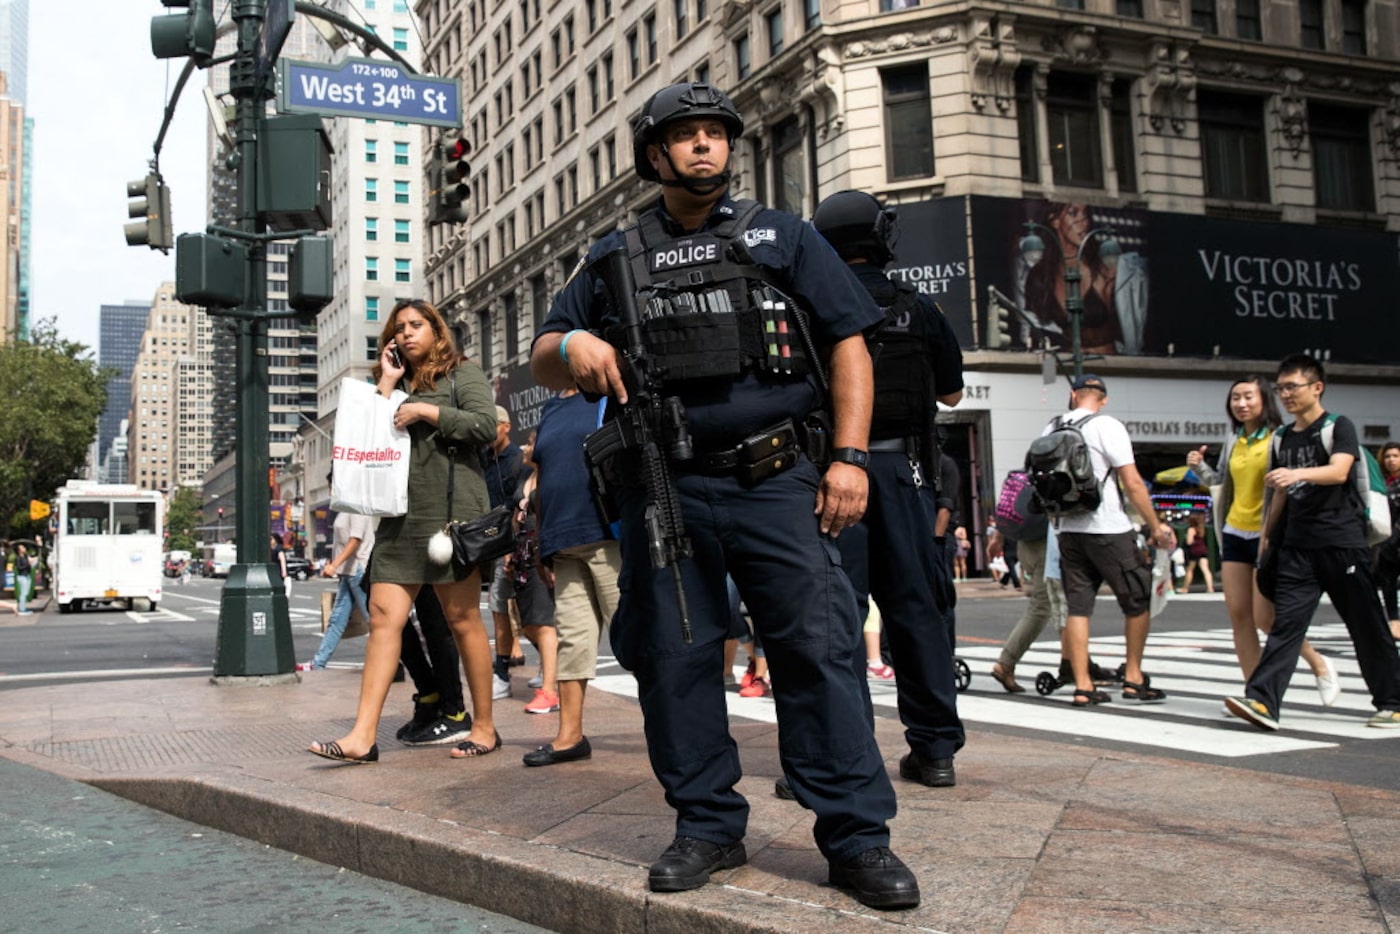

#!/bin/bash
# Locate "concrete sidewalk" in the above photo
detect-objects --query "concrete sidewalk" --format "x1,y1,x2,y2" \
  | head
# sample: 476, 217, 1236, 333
1, 665, 1396, 933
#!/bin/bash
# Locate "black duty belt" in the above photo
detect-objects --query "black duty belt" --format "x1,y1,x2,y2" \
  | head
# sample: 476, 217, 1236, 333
867, 438, 906, 452
682, 419, 801, 486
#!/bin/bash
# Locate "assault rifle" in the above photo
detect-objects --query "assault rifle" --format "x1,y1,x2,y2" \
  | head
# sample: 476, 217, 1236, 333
588, 247, 695, 643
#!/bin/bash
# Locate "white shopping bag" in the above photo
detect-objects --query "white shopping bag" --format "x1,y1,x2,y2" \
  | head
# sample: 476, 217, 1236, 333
330, 378, 411, 516
1149, 546, 1173, 619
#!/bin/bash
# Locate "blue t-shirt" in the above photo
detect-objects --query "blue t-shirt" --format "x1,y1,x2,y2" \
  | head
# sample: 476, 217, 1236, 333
532, 194, 885, 448
533, 393, 610, 559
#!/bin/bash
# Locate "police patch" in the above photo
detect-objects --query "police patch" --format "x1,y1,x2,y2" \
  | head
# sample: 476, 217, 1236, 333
743, 228, 777, 248
651, 236, 722, 271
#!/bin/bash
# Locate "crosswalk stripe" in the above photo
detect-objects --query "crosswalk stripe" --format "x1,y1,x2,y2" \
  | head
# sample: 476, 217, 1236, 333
590, 625, 1400, 758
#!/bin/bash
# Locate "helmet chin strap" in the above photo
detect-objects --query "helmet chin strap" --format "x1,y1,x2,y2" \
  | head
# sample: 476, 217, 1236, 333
657, 145, 731, 195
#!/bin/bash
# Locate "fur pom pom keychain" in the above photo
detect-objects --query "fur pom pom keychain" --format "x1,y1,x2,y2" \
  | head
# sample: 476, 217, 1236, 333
427, 528, 454, 566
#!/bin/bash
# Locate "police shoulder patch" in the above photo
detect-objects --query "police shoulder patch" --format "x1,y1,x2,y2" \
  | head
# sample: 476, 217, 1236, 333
742, 227, 778, 248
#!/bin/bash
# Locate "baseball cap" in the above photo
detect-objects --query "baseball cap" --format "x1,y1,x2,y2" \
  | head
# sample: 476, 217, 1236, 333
495, 405, 511, 424
1071, 374, 1107, 393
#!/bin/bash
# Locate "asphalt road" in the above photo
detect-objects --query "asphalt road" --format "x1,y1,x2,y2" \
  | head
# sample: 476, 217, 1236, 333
3, 575, 1396, 791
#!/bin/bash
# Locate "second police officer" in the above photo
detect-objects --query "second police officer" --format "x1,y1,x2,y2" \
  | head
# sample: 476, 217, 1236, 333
529, 82, 921, 910
812, 191, 967, 787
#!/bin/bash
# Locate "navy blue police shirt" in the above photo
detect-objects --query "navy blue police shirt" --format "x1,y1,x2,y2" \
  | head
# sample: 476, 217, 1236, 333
853, 264, 965, 401
534, 194, 885, 449
481, 442, 523, 509
533, 392, 611, 559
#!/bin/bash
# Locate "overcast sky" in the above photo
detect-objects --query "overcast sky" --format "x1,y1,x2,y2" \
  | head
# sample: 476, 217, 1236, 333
29, 3, 209, 350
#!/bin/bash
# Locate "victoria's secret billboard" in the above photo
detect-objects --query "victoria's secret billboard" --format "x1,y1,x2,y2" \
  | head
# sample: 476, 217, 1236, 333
964, 196, 1399, 365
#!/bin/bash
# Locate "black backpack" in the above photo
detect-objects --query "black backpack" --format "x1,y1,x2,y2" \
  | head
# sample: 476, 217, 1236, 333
1024, 413, 1108, 520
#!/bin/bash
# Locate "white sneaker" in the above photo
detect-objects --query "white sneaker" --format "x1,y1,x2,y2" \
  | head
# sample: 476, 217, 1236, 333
1314, 655, 1341, 707
492, 675, 511, 699
528, 672, 544, 689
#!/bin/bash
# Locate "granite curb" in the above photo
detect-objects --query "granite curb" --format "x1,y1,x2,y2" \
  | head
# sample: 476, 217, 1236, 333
1, 671, 1397, 932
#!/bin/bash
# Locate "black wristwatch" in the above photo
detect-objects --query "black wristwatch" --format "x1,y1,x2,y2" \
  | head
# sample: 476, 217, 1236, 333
831, 447, 870, 470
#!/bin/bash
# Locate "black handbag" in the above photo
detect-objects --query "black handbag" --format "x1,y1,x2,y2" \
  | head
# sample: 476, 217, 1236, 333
441, 373, 516, 569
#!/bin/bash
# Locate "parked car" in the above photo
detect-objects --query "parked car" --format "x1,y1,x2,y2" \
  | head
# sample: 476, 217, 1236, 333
284, 556, 313, 581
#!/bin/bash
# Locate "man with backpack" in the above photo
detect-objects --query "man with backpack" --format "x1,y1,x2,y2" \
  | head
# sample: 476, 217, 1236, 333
1027, 374, 1175, 707
1225, 354, 1400, 730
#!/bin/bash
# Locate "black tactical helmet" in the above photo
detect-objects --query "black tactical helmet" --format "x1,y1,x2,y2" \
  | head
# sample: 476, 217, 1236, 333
633, 82, 744, 183
812, 190, 899, 266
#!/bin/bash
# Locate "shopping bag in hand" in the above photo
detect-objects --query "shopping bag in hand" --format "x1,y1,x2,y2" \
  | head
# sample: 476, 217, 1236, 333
330, 377, 410, 516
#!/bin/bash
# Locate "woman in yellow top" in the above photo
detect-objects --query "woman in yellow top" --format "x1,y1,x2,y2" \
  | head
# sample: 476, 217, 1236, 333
1188, 376, 1339, 705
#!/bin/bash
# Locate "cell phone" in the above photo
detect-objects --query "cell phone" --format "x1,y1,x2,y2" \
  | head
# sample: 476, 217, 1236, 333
388, 344, 402, 368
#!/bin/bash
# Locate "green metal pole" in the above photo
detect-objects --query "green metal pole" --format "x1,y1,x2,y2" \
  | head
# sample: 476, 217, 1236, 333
212, 0, 296, 681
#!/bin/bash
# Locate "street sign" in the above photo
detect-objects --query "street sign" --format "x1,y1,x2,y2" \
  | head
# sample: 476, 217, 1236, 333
277, 57, 462, 128
256, 0, 296, 83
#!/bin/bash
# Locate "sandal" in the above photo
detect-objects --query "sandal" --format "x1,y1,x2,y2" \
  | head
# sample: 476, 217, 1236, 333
990, 663, 1025, 694
450, 731, 503, 758
1072, 689, 1111, 706
308, 741, 379, 764
1121, 680, 1167, 703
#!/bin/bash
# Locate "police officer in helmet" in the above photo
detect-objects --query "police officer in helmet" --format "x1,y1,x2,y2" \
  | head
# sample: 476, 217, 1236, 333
813, 190, 967, 787
531, 84, 920, 910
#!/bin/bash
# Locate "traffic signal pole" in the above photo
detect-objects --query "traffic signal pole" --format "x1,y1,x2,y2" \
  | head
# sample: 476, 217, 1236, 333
211, 0, 295, 682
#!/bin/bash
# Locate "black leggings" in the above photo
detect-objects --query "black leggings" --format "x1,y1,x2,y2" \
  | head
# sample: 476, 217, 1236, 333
401, 588, 464, 713
1376, 545, 1400, 620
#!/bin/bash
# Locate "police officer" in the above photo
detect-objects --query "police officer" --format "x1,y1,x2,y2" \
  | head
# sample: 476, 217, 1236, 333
530, 83, 920, 911
813, 190, 966, 788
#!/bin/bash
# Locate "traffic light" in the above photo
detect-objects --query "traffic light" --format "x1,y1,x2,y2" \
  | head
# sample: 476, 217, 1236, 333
429, 134, 471, 225
985, 286, 1014, 349
151, 0, 217, 68
125, 173, 174, 252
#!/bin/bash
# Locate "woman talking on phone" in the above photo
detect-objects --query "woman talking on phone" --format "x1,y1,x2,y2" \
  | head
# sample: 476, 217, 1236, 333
1188, 376, 1339, 705
310, 298, 502, 763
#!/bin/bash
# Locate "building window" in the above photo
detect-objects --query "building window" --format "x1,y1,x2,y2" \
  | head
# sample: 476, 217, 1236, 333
644, 12, 657, 64
393, 141, 409, 165
1299, 0, 1324, 48
734, 33, 750, 80
394, 0, 408, 10
366, 297, 379, 321
394, 180, 409, 204
365, 337, 379, 362
365, 217, 378, 241
695, 59, 710, 85
395, 259, 411, 283
590, 146, 602, 190
365, 139, 378, 162
804, 0, 820, 29
1056, 0, 1085, 9
1116, 0, 1143, 16
392, 27, 409, 51
882, 64, 935, 180
603, 52, 614, 100
1311, 104, 1374, 212
395, 219, 411, 243
477, 310, 493, 369
1236, 0, 1262, 39
1198, 91, 1269, 202
1341, 0, 1366, 54
531, 274, 550, 329
365, 178, 378, 201
1110, 79, 1137, 193
880, 0, 920, 9
366, 257, 379, 281
771, 117, 804, 215
627, 28, 640, 78
1046, 72, 1102, 188
675, 0, 688, 39
504, 292, 520, 359
766, 8, 783, 56
1191, 0, 1217, 33
1015, 66, 1038, 183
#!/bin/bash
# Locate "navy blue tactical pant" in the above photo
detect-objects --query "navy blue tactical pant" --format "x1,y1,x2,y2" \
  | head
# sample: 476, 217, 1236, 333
838, 451, 965, 761
612, 458, 896, 862
1247, 546, 1400, 718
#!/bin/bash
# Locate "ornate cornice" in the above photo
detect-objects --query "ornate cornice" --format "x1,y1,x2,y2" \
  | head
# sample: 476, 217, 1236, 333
843, 25, 960, 60
1041, 25, 1107, 67
968, 13, 1019, 114
1142, 39, 1195, 134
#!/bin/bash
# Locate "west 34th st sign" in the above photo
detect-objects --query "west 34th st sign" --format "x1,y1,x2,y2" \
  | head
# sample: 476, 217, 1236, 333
277, 57, 462, 128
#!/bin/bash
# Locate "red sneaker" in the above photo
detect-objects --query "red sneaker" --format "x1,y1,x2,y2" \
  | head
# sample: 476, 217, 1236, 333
524, 689, 560, 714
738, 676, 770, 698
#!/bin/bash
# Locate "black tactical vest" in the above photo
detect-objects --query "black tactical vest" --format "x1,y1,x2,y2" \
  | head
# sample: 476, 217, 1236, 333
868, 285, 933, 440
608, 200, 811, 384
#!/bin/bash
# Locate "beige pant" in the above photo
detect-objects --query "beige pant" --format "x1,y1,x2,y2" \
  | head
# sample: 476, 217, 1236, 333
996, 537, 1068, 669
553, 540, 623, 681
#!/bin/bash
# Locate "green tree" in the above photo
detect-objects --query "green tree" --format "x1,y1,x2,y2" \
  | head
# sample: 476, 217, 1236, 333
166, 485, 203, 553
0, 319, 109, 536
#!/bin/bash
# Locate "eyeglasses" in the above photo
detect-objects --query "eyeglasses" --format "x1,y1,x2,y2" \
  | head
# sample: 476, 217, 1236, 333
1273, 381, 1318, 395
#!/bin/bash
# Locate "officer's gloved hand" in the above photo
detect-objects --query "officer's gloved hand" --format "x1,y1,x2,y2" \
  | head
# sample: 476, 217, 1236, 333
563, 331, 629, 404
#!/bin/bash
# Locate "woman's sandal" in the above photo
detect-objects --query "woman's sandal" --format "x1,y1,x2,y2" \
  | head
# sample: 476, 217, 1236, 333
450, 731, 503, 759
1072, 689, 1112, 707
308, 741, 379, 764
1121, 679, 1167, 703
990, 663, 1026, 694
